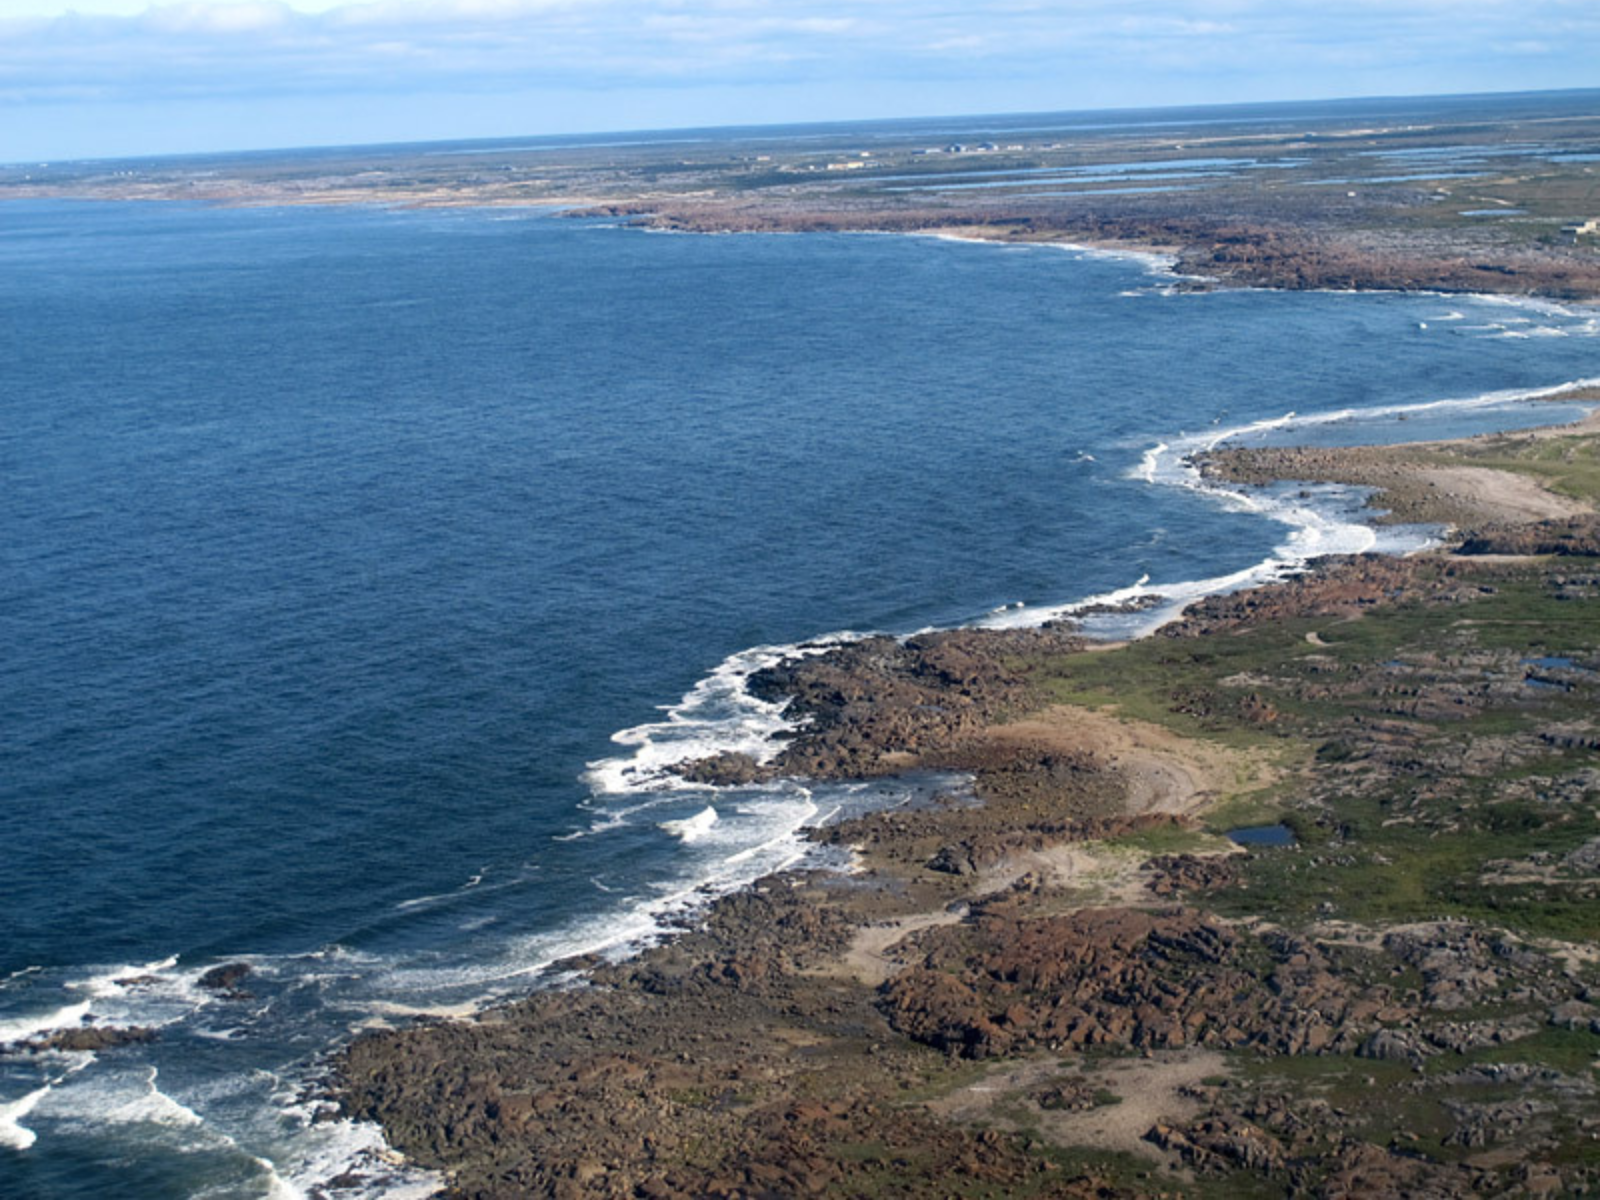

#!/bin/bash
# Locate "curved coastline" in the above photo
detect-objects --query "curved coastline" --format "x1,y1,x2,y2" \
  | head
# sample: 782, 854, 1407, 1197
613, 202, 1600, 304
592, 379, 1600, 791
531, 376, 1600, 983
329, 381, 1600, 1197
7, 96, 1600, 1195
5, 201, 1598, 1198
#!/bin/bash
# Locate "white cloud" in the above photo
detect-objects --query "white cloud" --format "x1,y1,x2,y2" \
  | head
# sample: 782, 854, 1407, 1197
4, 0, 1600, 159
326, 0, 593, 27
137, 2, 295, 33
1, 0, 346, 12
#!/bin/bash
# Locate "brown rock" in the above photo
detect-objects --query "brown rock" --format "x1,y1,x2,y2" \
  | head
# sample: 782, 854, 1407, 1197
19, 1025, 160, 1053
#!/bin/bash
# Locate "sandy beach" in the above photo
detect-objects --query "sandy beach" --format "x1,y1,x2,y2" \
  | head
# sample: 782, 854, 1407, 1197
1199, 392, 1600, 528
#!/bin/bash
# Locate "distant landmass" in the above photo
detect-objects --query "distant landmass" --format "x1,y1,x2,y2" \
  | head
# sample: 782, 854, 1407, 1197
8, 88, 1600, 299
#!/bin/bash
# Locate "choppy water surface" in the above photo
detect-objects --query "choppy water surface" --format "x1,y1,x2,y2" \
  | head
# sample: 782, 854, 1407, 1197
2, 198, 1597, 1197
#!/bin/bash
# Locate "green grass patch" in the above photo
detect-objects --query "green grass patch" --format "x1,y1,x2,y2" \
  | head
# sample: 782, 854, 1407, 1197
1012, 557, 1600, 940
1239, 1051, 1412, 1094
1239, 1053, 1446, 1147
1017, 1145, 1284, 1200
1104, 824, 1225, 856
1412, 432, 1600, 505
829, 1140, 895, 1164
892, 1058, 1000, 1105
1467, 1026, 1600, 1075
1200, 790, 1295, 837
1212, 781, 1600, 937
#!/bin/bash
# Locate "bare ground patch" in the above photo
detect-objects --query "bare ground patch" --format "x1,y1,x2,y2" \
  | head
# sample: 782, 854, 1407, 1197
925, 1048, 1229, 1163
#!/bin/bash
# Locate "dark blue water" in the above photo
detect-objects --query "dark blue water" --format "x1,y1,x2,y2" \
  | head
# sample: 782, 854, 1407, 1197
1227, 824, 1298, 847
2, 199, 1597, 1197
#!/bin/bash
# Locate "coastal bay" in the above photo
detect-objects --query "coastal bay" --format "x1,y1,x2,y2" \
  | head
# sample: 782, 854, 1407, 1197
2, 97, 1599, 1196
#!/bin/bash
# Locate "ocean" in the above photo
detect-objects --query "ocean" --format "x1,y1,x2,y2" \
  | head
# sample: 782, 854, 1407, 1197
1, 196, 1597, 1198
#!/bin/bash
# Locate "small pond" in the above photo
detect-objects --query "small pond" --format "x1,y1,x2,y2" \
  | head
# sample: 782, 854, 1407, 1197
1226, 823, 1298, 847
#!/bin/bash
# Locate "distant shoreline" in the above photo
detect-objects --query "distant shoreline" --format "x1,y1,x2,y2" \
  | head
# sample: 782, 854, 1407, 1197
9, 89, 1600, 303
11, 187, 1597, 303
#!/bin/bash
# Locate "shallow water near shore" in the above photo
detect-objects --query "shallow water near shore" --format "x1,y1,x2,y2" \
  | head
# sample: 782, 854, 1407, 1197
2, 198, 1599, 1197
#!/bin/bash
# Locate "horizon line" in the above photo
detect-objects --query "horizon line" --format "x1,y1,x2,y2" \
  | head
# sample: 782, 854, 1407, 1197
12, 83, 1600, 172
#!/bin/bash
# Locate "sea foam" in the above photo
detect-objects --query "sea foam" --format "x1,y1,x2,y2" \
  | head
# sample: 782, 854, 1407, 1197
0, 1000, 93, 1046
982, 378, 1600, 639
0, 1085, 50, 1150
658, 805, 720, 841
582, 637, 859, 798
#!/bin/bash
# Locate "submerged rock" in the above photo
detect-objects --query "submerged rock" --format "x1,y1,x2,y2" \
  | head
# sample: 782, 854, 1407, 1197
20, 1025, 159, 1053
674, 751, 771, 786
198, 961, 255, 999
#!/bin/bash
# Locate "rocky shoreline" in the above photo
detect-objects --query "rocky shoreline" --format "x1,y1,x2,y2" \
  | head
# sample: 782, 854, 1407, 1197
6, 98, 1599, 1197
1195, 398, 1600, 531
580, 202, 1600, 303
326, 414, 1600, 1199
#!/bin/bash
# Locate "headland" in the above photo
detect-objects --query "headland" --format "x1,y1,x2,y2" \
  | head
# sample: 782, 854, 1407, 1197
332, 399, 1600, 1197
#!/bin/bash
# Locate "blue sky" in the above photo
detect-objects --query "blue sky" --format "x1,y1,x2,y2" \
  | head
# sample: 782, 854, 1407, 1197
4, 0, 1598, 162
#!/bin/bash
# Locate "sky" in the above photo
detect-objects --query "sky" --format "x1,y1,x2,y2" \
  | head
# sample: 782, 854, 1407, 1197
3, 0, 1598, 162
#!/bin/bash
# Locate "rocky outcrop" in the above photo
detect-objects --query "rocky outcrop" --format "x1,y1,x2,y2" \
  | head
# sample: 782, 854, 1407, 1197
1315, 1139, 1491, 1199
198, 961, 254, 999
15, 1025, 160, 1053
1144, 853, 1241, 896
880, 907, 1370, 1059
1159, 554, 1443, 637
1457, 516, 1600, 557
1356, 1028, 1434, 1064
925, 814, 1183, 878
1146, 1114, 1286, 1173
336, 945, 1135, 1199
736, 626, 1085, 780
673, 751, 770, 786
1382, 924, 1565, 1012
